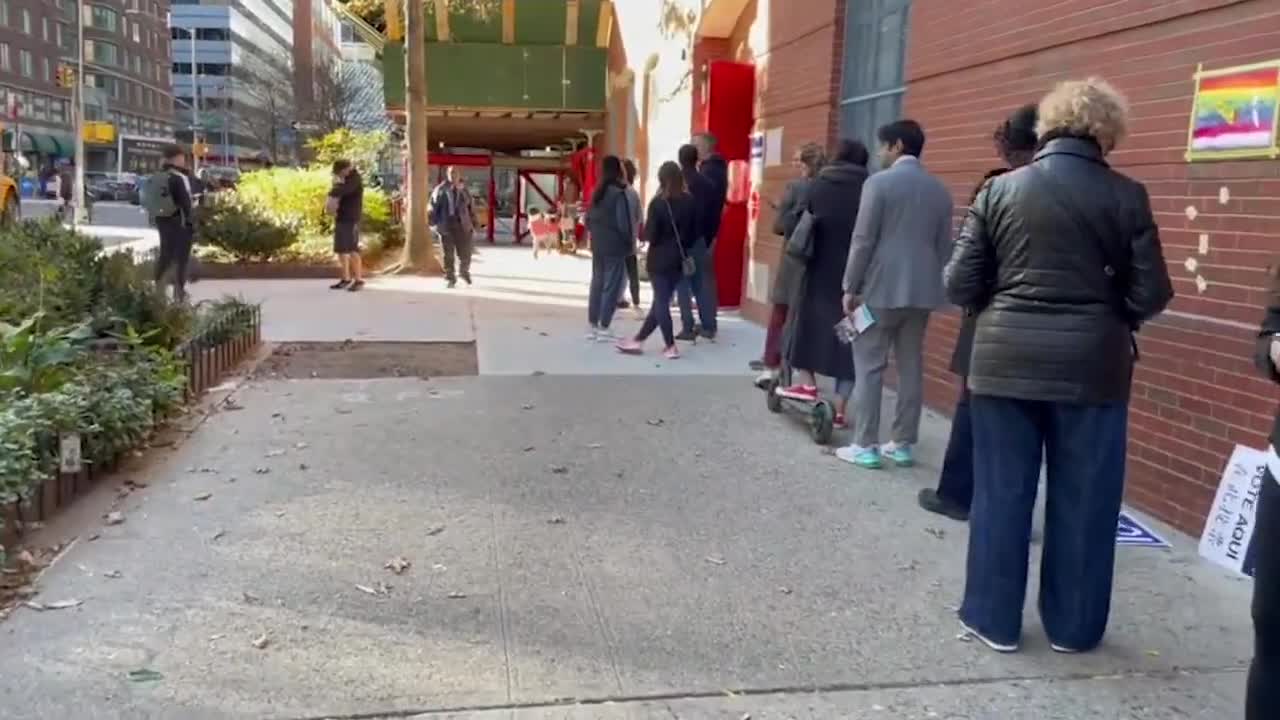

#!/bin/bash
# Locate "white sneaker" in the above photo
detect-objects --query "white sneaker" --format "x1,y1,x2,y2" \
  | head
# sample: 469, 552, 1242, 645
632, 306, 646, 319
595, 328, 619, 342
585, 327, 598, 341
959, 621, 1019, 653
754, 370, 776, 388
1050, 643, 1082, 654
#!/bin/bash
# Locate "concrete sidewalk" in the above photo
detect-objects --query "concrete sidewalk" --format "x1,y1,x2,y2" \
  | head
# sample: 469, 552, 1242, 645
190, 245, 766, 376
0, 376, 1252, 719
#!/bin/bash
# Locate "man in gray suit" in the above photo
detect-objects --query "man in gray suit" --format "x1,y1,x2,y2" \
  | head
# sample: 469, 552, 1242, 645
838, 120, 954, 470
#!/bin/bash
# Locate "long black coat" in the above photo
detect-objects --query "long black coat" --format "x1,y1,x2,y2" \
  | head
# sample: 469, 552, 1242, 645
944, 136, 1174, 404
786, 162, 868, 380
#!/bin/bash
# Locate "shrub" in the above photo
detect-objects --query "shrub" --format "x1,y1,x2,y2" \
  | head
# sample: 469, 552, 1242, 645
306, 128, 389, 179
0, 220, 104, 326
196, 193, 298, 262
93, 252, 194, 350
236, 166, 395, 245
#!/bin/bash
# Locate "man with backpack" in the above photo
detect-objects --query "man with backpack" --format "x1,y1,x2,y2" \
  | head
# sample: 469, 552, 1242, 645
142, 145, 196, 302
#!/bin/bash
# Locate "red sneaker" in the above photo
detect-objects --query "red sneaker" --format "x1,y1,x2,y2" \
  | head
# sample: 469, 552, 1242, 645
777, 384, 818, 401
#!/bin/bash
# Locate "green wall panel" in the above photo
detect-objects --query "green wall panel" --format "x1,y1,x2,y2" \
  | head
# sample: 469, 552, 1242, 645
576, 0, 602, 46
563, 46, 605, 110
449, 3, 502, 43
514, 1, 565, 44
383, 43, 405, 108
383, 42, 605, 112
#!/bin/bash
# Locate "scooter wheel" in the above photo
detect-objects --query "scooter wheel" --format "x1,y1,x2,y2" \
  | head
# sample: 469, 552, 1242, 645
810, 401, 835, 444
765, 379, 783, 413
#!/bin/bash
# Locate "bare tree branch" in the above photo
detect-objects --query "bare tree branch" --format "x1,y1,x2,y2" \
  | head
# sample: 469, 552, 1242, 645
232, 52, 296, 164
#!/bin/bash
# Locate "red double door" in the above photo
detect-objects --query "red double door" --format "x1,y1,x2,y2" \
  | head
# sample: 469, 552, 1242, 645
703, 60, 756, 309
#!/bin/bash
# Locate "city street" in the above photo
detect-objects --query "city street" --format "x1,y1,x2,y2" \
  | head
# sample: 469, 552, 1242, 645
20, 199, 158, 250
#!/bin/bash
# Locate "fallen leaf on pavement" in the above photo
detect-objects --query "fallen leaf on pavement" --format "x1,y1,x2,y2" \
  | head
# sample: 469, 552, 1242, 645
209, 634, 225, 641
14, 550, 39, 572
86, 533, 101, 542
385, 557, 412, 575
1146, 649, 1161, 657
298, 463, 309, 471
242, 591, 263, 605
335, 407, 353, 415
102, 570, 123, 579
221, 398, 244, 411
127, 669, 163, 683
193, 493, 213, 502
925, 527, 946, 540
447, 591, 467, 599
521, 403, 535, 410
274, 510, 286, 517
548, 516, 566, 525
254, 467, 271, 475
646, 418, 665, 427
104, 511, 125, 526
211, 529, 227, 542
549, 465, 569, 475
295, 442, 309, 450
704, 555, 727, 566
778, 586, 793, 595
271, 412, 284, 419
24, 599, 82, 611
425, 525, 445, 537
265, 449, 286, 458
251, 634, 270, 650
356, 583, 391, 597
587, 443, 603, 449
522, 445, 536, 452
531, 370, 546, 376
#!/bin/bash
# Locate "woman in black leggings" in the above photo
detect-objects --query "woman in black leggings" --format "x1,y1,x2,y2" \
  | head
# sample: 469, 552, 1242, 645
1250, 261, 1280, 719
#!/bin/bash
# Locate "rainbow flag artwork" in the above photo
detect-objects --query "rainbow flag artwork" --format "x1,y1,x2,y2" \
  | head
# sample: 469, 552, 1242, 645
1188, 64, 1280, 158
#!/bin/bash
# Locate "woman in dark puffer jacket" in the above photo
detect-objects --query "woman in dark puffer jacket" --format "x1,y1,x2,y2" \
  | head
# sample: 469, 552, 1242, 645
944, 78, 1173, 654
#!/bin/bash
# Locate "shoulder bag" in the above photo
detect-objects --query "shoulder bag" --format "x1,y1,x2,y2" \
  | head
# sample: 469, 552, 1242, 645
785, 209, 818, 260
663, 198, 697, 277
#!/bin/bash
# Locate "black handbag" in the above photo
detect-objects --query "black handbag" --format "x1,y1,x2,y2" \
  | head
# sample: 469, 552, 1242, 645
785, 209, 817, 260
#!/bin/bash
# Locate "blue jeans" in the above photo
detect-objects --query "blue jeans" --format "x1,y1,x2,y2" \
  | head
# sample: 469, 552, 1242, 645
588, 254, 627, 329
962, 394, 1128, 650
676, 241, 717, 335
636, 270, 680, 347
936, 384, 973, 509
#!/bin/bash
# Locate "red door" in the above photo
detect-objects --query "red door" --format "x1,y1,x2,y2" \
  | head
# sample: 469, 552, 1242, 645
704, 60, 755, 308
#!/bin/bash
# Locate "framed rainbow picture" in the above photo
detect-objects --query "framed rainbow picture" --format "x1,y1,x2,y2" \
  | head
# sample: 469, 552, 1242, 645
1186, 61, 1280, 161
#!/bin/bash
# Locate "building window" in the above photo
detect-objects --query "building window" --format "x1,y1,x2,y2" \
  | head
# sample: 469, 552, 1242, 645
57, 23, 69, 50
0, 44, 9, 73
133, 23, 141, 43
30, 96, 47, 121
18, 50, 33, 78
86, 40, 120, 66
42, 17, 49, 42
839, 0, 911, 166
0, 2, 8, 28
197, 28, 229, 41
42, 57, 51, 83
20, 8, 31, 34
172, 62, 191, 75
171, 27, 191, 40
86, 5, 118, 32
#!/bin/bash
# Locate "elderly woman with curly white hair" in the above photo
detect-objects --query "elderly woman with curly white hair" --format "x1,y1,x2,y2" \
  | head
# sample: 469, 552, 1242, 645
943, 78, 1174, 653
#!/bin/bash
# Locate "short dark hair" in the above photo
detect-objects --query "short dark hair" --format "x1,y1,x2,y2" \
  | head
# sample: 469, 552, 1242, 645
623, 158, 637, 184
332, 159, 352, 174
832, 139, 869, 167
677, 143, 699, 168
876, 120, 926, 157
161, 144, 184, 162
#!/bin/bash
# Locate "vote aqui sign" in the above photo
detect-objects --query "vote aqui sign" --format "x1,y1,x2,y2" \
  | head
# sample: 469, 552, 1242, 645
1199, 444, 1268, 577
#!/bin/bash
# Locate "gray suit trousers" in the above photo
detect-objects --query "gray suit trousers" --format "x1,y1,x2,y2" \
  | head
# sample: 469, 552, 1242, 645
851, 307, 932, 448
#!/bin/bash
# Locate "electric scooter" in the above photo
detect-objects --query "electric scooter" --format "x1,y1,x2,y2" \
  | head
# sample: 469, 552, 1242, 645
763, 366, 837, 445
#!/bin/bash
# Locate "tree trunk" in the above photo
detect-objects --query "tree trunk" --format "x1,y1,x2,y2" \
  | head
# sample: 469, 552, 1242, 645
390, 0, 443, 275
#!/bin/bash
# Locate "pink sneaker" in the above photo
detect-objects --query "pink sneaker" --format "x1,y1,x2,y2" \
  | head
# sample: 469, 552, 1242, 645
616, 339, 644, 355
777, 384, 818, 401
663, 345, 681, 360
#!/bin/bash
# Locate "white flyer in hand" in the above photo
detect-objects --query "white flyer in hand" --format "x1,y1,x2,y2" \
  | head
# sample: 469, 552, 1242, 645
852, 304, 876, 334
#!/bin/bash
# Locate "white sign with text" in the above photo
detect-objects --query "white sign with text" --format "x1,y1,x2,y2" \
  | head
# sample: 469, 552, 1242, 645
1199, 444, 1267, 577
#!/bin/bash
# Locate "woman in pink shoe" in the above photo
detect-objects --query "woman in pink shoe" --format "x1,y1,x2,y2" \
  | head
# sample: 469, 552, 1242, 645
617, 161, 697, 359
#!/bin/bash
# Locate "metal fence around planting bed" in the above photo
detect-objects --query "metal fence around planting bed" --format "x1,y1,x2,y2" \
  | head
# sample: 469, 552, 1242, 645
0, 303, 262, 552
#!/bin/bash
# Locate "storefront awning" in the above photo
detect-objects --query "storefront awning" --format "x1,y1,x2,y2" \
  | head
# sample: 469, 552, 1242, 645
2, 130, 67, 157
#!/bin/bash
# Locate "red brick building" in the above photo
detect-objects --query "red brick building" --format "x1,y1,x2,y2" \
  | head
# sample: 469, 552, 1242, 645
698, 0, 1280, 535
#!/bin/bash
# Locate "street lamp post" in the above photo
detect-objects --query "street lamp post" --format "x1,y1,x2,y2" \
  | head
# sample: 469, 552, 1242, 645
189, 27, 200, 174
72, 0, 87, 227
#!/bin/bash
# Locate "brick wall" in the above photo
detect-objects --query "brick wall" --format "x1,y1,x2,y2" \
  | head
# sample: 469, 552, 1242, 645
734, 0, 845, 324
904, 0, 1280, 535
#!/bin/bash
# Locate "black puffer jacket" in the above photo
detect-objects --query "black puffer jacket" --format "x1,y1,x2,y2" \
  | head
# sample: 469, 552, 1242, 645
944, 136, 1174, 404
1254, 262, 1280, 448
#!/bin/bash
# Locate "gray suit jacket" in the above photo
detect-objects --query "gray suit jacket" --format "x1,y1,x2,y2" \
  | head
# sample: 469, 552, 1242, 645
842, 156, 954, 310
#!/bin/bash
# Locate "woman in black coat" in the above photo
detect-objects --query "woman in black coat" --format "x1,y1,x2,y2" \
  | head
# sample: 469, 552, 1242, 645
918, 104, 1039, 523
616, 161, 697, 360
776, 140, 869, 425
1249, 261, 1280, 719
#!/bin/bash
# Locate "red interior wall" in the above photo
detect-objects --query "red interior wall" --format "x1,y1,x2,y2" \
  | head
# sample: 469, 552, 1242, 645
703, 59, 756, 308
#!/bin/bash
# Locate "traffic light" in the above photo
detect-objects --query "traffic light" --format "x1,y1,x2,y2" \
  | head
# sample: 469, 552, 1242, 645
55, 65, 76, 88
